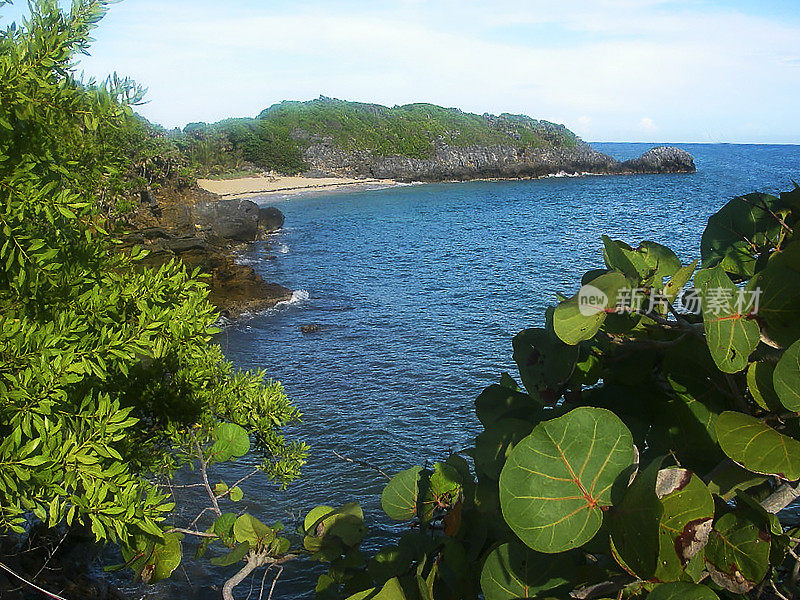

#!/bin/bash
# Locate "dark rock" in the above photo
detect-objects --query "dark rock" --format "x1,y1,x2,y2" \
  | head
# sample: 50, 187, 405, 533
619, 146, 696, 174
258, 206, 285, 233
191, 199, 260, 242
140, 226, 170, 239
300, 323, 321, 334
166, 236, 208, 253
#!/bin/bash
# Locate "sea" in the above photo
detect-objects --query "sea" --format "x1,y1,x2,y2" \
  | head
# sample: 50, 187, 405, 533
123, 143, 800, 599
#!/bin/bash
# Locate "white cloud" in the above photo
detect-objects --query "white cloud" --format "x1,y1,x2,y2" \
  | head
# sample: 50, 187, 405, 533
71, 0, 800, 142
639, 117, 658, 134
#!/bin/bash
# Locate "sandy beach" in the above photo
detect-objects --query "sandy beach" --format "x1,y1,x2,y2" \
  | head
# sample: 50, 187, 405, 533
197, 175, 398, 199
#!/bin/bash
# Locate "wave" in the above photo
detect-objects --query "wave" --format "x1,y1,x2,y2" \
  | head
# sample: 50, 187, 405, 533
214, 289, 310, 329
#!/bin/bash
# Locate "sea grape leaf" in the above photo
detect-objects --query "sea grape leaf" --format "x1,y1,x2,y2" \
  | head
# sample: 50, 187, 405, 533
213, 512, 237, 545
705, 460, 767, 501
474, 418, 535, 480
609, 465, 714, 582
233, 513, 274, 547
382, 467, 423, 521
208, 422, 250, 463
210, 541, 250, 567
602, 236, 645, 283
705, 510, 770, 593
696, 265, 760, 373
512, 328, 578, 403
715, 411, 800, 479
419, 463, 462, 522
638, 241, 681, 282
647, 582, 719, 600
121, 532, 184, 583
745, 240, 800, 348
773, 339, 800, 411
664, 260, 697, 303
304, 503, 365, 549
554, 272, 629, 345
747, 361, 783, 412
367, 545, 414, 587
700, 193, 785, 277
608, 460, 663, 579
499, 407, 635, 553
654, 468, 714, 581
474, 384, 541, 428
479, 542, 572, 600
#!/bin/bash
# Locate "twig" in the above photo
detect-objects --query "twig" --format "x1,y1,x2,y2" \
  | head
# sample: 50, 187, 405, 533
266, 565, 284, 600
771, 580, 791, 600
256, 564, 272, 600
332, 450, 391, 480
196, 439, 222, 516
761, 481, 800, 514
216, 467, 260, 501
165, 527, 219, 539
0, 561, 68, 600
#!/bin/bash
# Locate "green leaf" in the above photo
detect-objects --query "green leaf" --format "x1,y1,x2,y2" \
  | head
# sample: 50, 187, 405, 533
697, 265, 760, 373
747, 361, 783, 412
499, 407, 635, 553
704, 510, 770, 593
474, 418, 534, 480
747, 241, 800, 348
553, 272, 629, 345
715, 411, 800, 479
479, 542, 572, 600
208, 422, 250, 463
647, 582, 719, 600
210, 541, 250, 567
233, 513, 274, 547
700, 193, 785, 277
419, 463, 462, 522
474, 384, 541, 427
512, 328, 578, 402
382, 467, 423, 521
229, 486, 243, 502
774, 339, 800, 411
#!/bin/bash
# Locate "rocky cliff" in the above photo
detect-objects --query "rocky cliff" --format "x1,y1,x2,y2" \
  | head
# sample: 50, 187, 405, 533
302, 140, 695, 182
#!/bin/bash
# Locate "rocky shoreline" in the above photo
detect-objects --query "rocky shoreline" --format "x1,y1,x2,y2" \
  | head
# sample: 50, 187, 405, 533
302, 143, 696, 181
120, 188, 293, 320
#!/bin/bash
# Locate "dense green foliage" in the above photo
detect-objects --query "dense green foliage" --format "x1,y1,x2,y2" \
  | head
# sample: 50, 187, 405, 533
0, 0, 306, 585
295, 187, 800, 600
177, 97, 582, 176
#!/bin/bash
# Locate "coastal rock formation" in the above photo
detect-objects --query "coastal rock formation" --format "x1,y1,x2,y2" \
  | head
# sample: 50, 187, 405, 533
302, 141, 695, 182
122, 192, 291, 319
619, 146, 696, 174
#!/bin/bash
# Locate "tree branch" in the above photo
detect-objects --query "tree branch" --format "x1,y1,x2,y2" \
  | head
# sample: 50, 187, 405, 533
196, 439, 221, 517
0, 561, 68, 600
761, 481, 800, 514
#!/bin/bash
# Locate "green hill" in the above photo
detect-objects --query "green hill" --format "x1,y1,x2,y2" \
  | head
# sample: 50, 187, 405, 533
177, 97, 582, 176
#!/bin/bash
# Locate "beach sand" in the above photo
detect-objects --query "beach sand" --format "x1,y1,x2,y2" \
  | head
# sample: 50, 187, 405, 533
197, 175, 398, 199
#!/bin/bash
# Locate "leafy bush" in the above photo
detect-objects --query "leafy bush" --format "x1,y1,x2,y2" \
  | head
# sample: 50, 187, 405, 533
0, 0, 306, 593
302, 187, 800, 600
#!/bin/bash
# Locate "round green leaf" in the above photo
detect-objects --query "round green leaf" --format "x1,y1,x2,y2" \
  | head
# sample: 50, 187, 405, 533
553, 273, 629, 345
474, 384, 541, 427
700, 193, 784, 277
499, 407, 635, 553
474, 418, 534, 481
774, 339, 800, 411
705, 510, 770, 593
480, 542, 572, 600
697, 266, 760, 373
715, 411, 800, 479
747, 361, 782, 412
233, 513, 274, 547
647, 582, 719, 600
209, 422, 250, 463
381, 466, 423, 521
512, 328, 578, 401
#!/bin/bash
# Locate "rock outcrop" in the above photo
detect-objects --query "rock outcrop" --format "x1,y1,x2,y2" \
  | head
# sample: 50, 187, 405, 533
301, 141, 695, 182
120, 192, 291, 319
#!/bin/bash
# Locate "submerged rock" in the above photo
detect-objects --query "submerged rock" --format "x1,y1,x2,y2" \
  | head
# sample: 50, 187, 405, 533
258, 206, 285, 233
300, 323, 321, 334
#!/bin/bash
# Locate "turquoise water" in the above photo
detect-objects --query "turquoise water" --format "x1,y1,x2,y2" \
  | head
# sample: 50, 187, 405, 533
148, 144, 800, 598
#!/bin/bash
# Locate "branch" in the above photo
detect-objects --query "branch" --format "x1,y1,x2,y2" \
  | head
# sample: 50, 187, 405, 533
332, 450, 391, 480
0, 561, 68, 600
223, 553, 263, 600
165, 527, 219, 539
196, 439, 222, 517
761, 481, 800, 514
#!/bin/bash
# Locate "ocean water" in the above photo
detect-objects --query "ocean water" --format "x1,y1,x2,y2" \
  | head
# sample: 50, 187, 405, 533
145, 144, 800, 598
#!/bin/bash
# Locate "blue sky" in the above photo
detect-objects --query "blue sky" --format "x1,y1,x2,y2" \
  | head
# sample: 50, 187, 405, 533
3, 0, 800, 143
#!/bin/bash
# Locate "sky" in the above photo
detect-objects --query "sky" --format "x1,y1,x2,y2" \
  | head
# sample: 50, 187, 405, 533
3, 0, 800, 143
